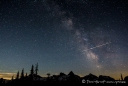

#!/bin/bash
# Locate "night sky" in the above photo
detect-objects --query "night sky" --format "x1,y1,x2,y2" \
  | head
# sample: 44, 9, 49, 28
0, 0, 128, 80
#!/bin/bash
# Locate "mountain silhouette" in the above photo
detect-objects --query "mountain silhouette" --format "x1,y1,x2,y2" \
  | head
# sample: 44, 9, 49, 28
0, 64, 127, 86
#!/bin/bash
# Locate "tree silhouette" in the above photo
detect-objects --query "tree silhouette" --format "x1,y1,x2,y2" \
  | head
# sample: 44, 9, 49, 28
47, 73, 50, 77
1, 63, 127, 85
11, 75, 14, 81
30, 65, 34, 75
35, 63, 38, 75
25, 73, 27, 77
20, 68, 24, 79
16, 71, 19, 79
121, 73, 123, 80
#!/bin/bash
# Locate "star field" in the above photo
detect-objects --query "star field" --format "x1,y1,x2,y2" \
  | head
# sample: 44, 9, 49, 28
0, 0, 128, 80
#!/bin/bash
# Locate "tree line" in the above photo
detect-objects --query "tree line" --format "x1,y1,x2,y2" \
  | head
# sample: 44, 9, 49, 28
0, 63, 128, 86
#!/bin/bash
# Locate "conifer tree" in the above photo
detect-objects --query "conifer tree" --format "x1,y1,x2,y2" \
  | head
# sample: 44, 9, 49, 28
25, 73, 27, 77
20, 68, 24, 79
16, 71, 19, 79
121, 73, 123, 80
35, 63, 38, 75
11, 75, 14, 81
30, 65, 34, 75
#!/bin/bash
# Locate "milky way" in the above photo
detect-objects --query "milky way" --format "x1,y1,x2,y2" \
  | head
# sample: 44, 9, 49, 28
46, 0, 128, 77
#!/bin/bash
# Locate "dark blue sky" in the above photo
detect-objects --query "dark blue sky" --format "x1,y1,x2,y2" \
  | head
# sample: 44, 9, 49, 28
0, 0, 128, 80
